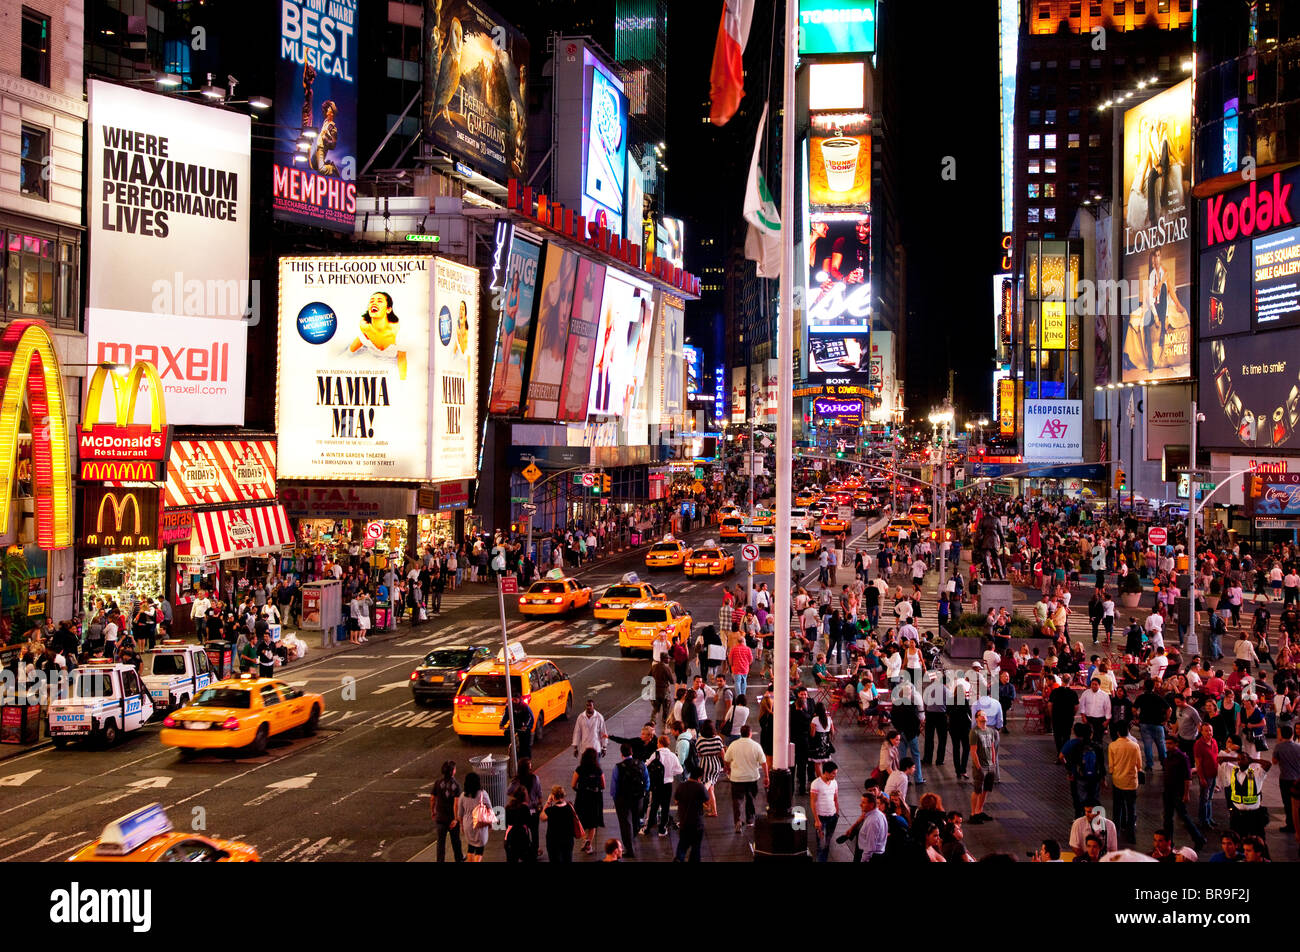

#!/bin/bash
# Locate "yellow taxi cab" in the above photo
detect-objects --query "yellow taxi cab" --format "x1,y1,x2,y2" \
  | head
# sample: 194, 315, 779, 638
517, 577, 592, 615
67, 803, 259, 862
593, 575, 666, 621
716, 505, 742, 523
820, 513, 851, 534
794, 489, 819, 507
618, 600, 693, 657
645, 536, 693, 569
824, 481, 843, 493
452, 644, 573, 741
159, 675, 325, 758
844, 475, 863, 489
685, 545, 736, 577
790, 528, 820, 555
718, 516, 747, 541
883, 517, 918, 542
749, 508, 775, 527
908, 504, 932, 527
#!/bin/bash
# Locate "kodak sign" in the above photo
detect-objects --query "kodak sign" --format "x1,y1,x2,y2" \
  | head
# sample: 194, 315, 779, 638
78, 361, 170, 480
1204, 169, 1298, 248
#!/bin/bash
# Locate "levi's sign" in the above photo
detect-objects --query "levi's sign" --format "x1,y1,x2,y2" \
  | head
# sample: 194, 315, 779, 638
1205, 170, 1297, 248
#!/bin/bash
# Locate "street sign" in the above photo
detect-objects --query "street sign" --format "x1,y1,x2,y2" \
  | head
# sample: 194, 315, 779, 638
712, 472, 723, 483
738, 524, 765, 534
499, 576, 518, 594
522, 462, 542, 483
692, 480, 705, 493
741, 543, 759, 562
1147, 526, 1168, 546
581, 472, 596, 487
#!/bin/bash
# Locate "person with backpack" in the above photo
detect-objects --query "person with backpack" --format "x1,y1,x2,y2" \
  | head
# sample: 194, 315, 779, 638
646, 735, 683, 836
1062, 722, 1102, 816
611, 743, 650, 859
429, 760, 464, 863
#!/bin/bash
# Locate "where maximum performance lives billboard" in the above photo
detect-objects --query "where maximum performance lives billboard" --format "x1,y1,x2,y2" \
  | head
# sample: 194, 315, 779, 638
274, 0, 359, 231
278, 256, 444, 482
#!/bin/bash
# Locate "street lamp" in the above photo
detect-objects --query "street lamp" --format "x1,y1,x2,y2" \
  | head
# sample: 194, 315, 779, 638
928, 407, 954, 596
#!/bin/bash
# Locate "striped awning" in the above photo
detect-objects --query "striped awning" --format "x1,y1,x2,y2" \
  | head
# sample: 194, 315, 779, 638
177, 504, 293, 561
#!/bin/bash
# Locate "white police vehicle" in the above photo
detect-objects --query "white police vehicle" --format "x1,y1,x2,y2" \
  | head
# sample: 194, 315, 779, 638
142, 640, 215, 713
46, 659, 154, 748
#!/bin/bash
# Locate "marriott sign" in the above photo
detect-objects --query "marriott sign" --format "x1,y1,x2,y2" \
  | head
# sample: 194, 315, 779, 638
1204, 168, 1299, 249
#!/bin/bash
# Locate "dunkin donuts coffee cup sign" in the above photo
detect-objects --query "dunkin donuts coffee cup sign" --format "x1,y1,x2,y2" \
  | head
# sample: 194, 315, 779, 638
809, 112, 871, 211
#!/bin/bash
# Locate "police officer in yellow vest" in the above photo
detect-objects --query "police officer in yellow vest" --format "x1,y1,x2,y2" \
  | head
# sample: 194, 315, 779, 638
1217, 747, 1272, 837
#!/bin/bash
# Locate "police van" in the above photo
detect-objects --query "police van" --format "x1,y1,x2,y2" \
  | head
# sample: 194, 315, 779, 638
46, 659, 154, 748
142, 640, 215, 713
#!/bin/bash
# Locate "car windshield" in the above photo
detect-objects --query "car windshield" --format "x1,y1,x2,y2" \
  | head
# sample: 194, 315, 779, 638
143, 653, 187, 677
604, 586, 646, 598
459, 674, 523, 698
422, 649, 478, 669
650, 543, 679, 552
529, 582, 567, 593
722, 518, 742, 526
625, 608, 669, 623
191, 688, 251, 709
72, 671, 115, 698
695, 550, 721, 559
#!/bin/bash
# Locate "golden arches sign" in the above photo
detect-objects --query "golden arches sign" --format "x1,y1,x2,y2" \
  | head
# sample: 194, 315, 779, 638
0, 320, 73, 548
82, 361, 167, 432
85, 491, 148, 548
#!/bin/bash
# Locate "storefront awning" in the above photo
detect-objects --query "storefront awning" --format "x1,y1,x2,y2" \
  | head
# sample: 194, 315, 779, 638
178, 504, 294, 561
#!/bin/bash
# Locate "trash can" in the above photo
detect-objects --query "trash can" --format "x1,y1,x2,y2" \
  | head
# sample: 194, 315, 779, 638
469, 753, 509, 807
205, 641, 234, 679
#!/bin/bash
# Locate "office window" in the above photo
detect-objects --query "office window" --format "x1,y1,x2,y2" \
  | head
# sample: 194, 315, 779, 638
1028, 207, 1041, 222
1179, 0, 1189, 9
1028, 183, 1041, 198
1068, 109, 1081, 123
1044, 183, 1057, 197
1044, 134, 1057, 149
1112, 1, 1124, 13
1045, 207, 1057, 221
1068, 84, 1082, 100
21, 8, 49, 87
1068, 133, 1081, 148
1030, 61, 1041, 71
1090, 1, 1102, 15
1045, 158, 1057, 173
1090, 58, 1102, 69
1089, 133, 1101, 148
1134, 0, 1144, 12
1028, 158, 1041, 174
1069, 1, 1081, 16
1028, 134, 1041, 150
1070, 59, 1082, 71
1046, 63, 1057, 71
1157, 0, 1169, 12
1030, 84, 1041, 100
1069, 183, 1081, 198
6, 233, 54, 317
1038, 2, 1051, 18
19, 125, 48, 200
1045, 109, 1057, 125
1029, 110, 1041, 125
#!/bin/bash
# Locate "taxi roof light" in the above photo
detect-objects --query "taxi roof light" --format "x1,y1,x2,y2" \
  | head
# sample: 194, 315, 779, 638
94, 803, 172, 856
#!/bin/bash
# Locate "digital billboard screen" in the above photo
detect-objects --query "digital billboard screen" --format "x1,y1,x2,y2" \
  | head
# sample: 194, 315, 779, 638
274, 0, 358, 232
808, 113, 870, 212
524, 243, 580, 420
487, 231, 541, 415
1252, 225, 1300, 330
431, 259, 479, 480
798, 0, 876, 55
1199, 238, 1251, 339
422, 0, 529, 184
588, 269, 654, 417
556, 257, 606, 423
807, 216, 870, 334
1120, 80, 1192, 382
1200, 328, 1300, 450
584, 57, 628, 230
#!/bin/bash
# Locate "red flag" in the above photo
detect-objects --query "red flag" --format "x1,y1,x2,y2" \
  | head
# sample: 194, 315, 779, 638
709, 1, 754, 126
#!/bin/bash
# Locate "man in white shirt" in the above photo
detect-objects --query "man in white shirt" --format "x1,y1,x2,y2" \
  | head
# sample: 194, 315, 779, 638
571, 699, 608, 757
1149, 647, 1169, 681
1079, 678, 1112, 743
884, 757, 916, 805
982, 641, 1002, 676
724, 726, 769, 830
1144, 610, 1164, 648
647, 736, 683, 836
190, 591, 212, 639
1068, 803, 1119, 853
651, 630, 671, 663
1285, 570, 1300, 607
810, 761, 841, 861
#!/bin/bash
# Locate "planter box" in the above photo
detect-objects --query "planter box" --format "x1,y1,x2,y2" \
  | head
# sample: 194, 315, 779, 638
978, 579, 1014, 615
1119, 591, 1142, 608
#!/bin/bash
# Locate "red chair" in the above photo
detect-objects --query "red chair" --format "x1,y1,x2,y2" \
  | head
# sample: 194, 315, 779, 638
1019, 694, 1046, 733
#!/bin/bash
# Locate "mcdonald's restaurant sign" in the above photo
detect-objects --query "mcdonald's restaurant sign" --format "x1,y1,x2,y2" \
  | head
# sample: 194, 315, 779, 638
79, 486, 161, 551
77, 361, 170, 482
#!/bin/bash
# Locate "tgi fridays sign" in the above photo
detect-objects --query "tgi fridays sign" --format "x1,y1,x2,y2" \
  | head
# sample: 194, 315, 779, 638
165, 439, 276, 507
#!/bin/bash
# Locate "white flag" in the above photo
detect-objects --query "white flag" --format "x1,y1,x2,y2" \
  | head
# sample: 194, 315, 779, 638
743, 104, 781, 278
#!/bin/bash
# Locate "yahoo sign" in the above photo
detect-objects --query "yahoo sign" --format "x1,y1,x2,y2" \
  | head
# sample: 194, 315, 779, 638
813, 395, 864, 421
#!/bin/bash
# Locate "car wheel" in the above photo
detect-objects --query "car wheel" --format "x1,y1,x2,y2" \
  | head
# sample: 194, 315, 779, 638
249, 722, 269, 756
302, 705, 320, 736
459, 734, 474, 745
178, 747, 197, 761
99, 719, 119, 748
413, 694, 431, 707
52, 737, 69, 750
561, 694, 573, 720
620, 646, 631, 657
533, 713, 545, 744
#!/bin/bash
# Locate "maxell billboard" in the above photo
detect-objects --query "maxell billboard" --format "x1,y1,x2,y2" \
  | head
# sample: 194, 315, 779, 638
273, 0, 359, 231
86, 79, 250, 425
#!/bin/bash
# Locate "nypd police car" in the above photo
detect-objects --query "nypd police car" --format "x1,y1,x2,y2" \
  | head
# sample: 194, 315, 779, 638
142, 640, 215, 713
46, 659, 154, 748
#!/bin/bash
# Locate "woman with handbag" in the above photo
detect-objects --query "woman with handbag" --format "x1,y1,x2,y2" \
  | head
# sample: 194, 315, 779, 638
541, 785, 583, 863
572, 748, 605, 855
457, 771, 493, 862
809, 702, 836, 776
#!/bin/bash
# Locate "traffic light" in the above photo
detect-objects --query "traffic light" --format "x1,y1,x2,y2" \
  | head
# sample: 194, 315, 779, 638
1115, 468, 1126, 491
1251, 475, 1264, 497
602, 474, 612, 493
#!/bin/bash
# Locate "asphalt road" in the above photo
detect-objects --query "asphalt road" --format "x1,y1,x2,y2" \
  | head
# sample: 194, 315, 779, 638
0, 517, 880, 862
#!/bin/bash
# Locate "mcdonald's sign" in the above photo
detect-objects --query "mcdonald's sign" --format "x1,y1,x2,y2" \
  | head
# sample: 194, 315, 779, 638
0, 320, 73, 549
79, 486, 160, 551
77, 360, 170, 478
